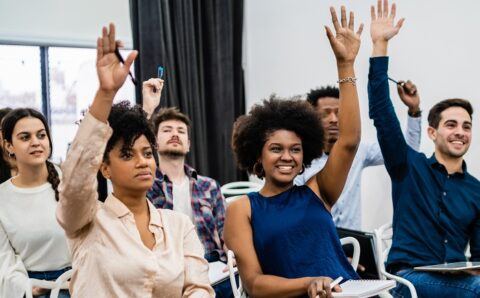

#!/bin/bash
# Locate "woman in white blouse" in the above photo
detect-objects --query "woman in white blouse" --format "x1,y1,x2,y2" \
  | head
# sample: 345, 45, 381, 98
0, 108, 71, 298
55, 23, 214, 297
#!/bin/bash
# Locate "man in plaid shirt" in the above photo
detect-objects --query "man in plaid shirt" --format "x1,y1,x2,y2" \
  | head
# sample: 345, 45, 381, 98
142, 79, 227, 266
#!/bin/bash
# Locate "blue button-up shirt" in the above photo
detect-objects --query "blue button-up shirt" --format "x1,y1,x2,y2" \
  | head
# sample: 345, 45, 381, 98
368, 56, 480, 268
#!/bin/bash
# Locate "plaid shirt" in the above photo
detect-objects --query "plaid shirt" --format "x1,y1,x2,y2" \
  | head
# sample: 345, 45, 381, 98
147, 164, 226, 260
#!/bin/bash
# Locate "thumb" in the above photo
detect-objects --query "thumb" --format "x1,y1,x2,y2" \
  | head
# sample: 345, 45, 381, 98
123, 50, 138, 70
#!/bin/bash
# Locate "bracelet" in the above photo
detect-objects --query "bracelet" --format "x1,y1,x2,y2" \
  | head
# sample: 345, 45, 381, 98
408, 109, 422, 117
337, 77, 357, 86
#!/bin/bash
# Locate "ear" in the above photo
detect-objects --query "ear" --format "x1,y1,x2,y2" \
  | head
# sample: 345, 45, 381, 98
100, 162, 111, 179
5, 141, 14, 155
427, 126, 436, 141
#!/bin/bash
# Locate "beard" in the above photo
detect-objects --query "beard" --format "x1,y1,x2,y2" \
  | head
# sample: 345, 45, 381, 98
159, 149, 187, 159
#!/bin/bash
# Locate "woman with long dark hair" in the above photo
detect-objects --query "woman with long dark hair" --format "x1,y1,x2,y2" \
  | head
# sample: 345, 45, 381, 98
0, 108, 71, 297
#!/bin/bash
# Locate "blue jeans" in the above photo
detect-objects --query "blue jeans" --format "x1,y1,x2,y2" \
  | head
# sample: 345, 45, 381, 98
27, 267, 71, 298
390, 268, 480, 298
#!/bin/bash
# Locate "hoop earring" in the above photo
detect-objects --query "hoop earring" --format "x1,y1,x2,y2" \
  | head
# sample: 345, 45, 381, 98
8, 152, 15, 158
299, 163, 305, 175
253, 162, 265, 178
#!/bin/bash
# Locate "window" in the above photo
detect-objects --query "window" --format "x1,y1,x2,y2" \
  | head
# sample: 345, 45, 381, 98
0, 45, 42, 110
48, 47, 135, 162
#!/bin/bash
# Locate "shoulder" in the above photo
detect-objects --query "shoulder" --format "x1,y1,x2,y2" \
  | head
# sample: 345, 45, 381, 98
226, 195, 251, 217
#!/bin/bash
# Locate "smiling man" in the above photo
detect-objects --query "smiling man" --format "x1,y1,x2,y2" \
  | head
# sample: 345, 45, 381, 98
368, 1, 480, 297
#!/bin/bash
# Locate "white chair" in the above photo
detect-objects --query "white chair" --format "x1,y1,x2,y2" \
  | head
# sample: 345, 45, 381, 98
25, 269, 72, 298
340, 236, 360, 271
374, 223, 417, 298
221, 181, 263, 197
227, 237, 361, 298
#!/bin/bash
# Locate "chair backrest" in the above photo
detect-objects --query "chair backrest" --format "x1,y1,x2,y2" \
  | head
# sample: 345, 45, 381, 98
25, 269, 72, 298
221, 181, 263, 197
227, 250, 247, 298
373, 223, 418, 298
226, 237, 360, 298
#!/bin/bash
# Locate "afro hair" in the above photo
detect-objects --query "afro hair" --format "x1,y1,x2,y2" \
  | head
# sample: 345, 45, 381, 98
232, 95, 324, 177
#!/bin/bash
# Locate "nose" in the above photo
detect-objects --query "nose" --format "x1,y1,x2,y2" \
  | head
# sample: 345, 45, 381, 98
328, 111, 339, 123
280, 150, 293, 161
135, 154, 149, 168
30, 136, 41, 146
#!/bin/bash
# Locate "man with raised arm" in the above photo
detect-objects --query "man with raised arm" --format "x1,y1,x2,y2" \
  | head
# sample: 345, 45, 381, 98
368, 0, 480, 297
295, 83, 421, 230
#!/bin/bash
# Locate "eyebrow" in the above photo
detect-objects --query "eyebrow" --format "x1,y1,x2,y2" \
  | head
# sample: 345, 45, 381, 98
16, 129, 46, 137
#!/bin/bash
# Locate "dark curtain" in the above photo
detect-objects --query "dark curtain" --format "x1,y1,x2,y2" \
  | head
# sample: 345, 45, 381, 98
130, 0, 246, 184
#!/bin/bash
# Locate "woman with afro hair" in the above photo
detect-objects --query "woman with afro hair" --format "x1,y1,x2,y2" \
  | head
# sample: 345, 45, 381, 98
56, 24, 214, 297
225, 6, 363, 298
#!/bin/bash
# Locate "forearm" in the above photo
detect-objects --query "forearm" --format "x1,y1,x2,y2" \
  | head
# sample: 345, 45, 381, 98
246, 275, 314, 298
57, 112, 112, 237
405, 116, 422, 150
336, 62, 361, 150
368, 57, 408, 178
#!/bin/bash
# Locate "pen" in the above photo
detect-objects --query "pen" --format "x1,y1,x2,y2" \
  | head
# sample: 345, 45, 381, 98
158, 66, 164, 79
330, 276, 343, 289
314, 276, 343, 298
388, 77, 405, 87
114, 47, 138, 86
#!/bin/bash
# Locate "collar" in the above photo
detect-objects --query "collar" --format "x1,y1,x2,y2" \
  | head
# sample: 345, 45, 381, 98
104, 193, 163, 227
155, 164, 198, 183
427, 153, 467, 177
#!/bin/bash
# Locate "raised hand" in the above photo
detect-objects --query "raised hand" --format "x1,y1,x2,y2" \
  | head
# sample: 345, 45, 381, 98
96, 23, 138, 94
325, 6, 363, 65
370, 0, 404, 56
142, 78, 164, 119
397, 80, 420, 114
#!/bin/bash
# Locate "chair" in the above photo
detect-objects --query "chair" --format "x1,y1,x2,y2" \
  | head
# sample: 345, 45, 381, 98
226, 237, 361, 298
25, 269, 72, 298
221, 181, 263, 197
373, 223, 417, 298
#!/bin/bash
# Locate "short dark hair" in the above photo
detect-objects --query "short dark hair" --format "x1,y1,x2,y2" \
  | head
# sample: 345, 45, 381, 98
151, 107, 191, 136
103, 101, 157, 163
428, 98, 473, 129
306, 86, 339, 107
232, 95, 324, 177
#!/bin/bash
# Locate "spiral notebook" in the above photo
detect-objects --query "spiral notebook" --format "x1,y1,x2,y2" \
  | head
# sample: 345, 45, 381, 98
332, 279, 396, 298
208, 261, 237, 286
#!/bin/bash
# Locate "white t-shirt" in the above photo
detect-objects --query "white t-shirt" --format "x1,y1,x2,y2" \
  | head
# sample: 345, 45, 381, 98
172, 176, 194, 223
0, 178, 71, 297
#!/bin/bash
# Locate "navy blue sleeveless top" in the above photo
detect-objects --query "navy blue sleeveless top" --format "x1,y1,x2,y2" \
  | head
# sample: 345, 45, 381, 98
249, 185, 358, 283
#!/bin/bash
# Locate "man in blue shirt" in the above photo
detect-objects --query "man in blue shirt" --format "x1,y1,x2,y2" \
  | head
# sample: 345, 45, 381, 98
368, 1, 480, 297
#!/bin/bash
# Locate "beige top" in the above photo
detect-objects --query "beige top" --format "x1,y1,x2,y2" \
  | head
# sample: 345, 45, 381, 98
56, 112, 214, 298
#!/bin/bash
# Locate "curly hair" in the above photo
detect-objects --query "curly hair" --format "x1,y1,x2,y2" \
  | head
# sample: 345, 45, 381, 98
232, 95, 324, 177
306, 85, 339, 107
103, 101, 157, 163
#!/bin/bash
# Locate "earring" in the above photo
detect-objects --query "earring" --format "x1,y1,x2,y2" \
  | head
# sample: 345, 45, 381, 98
8, 152, 15, 158
299, 163, 305, 175
253, 162, 265, 178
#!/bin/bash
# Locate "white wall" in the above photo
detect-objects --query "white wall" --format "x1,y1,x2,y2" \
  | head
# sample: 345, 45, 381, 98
244, 0, 480, 231
0, 0, 132, 48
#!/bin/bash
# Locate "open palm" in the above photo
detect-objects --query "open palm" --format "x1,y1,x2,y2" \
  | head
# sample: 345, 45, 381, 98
370, 0, 404, 44
326, 6, 363, 64
96, 24, 137, 93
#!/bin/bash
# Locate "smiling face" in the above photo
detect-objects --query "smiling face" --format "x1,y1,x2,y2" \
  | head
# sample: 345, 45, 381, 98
316, 97, 339, 146
156, 119, 190, 158
5, 117, 50, 168
259, 129, 303, 186
101, 135, 157, 196
428, 106, 472, 160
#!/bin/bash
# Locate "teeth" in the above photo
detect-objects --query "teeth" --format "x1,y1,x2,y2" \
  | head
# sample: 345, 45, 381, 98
451, 141, 464, 145
278, 166, 293, 170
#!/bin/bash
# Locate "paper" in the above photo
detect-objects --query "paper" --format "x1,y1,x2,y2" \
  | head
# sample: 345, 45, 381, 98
208, 261, 237, 286
332, 279, 396, 298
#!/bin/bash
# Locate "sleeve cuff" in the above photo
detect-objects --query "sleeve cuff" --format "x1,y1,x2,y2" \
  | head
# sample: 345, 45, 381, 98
369, 56, 389, 75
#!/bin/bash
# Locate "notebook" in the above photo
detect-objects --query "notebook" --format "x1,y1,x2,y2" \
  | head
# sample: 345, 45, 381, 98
332, 279, 396, 298
336, 227, 380, 279
414, 261, 480, 272
208, 261, 237, 286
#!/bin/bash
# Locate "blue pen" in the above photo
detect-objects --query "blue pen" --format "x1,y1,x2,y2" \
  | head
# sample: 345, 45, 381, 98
158, 66, 164, 79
